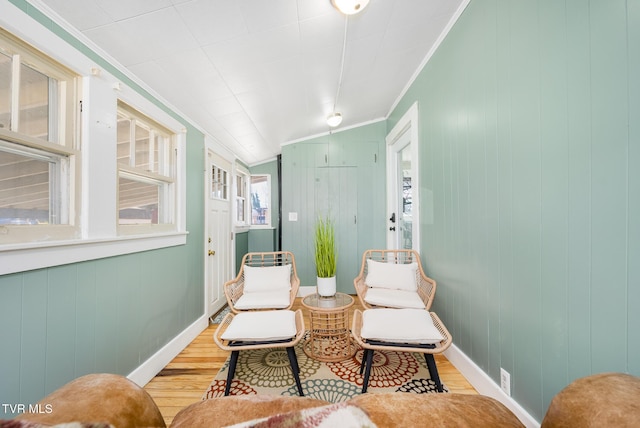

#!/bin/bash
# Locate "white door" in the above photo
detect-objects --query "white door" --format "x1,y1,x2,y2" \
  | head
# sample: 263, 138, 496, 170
386, 102, 420, 250
205, 150, 231, 317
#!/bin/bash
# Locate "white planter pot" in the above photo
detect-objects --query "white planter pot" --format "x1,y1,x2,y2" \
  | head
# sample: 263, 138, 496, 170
317, 276, 336, 297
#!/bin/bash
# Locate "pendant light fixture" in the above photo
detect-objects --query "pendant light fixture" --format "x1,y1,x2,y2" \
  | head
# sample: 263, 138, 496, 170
326, 112, 343, 127
331, 0, 370, 15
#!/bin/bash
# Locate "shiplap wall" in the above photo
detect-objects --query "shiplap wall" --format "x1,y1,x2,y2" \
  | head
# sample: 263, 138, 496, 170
388, 0, 640, 421
281, 123, 387, 292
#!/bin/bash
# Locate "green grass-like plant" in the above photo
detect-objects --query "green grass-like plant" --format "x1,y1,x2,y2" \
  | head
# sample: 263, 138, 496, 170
314, 215, 336, 278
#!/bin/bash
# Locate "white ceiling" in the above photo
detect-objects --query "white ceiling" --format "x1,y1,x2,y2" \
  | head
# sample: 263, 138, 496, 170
36, 0, 465, 165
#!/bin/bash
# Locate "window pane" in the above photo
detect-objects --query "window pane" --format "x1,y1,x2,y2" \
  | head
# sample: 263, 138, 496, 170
237, 198, 245, 222
211, 164, 229, 200
250, 175, 269, 226
118, 176, 160, 225
134, 122, 150, 171
117, 114, 131, 166
0, 52, 10, 131
236, 175, 245, 197
152, 134, 162, 174
19, 62, 50, 140
0, 147, 54, 225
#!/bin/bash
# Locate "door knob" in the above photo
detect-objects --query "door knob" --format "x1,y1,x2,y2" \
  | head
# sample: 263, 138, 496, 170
208, 250, 216, 256
389, 227, 396, 231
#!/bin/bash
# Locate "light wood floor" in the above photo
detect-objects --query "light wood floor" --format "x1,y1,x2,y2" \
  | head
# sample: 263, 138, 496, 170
144, 298, 477, 426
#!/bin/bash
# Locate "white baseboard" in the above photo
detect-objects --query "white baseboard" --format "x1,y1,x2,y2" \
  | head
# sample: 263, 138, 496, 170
443, 344, 540, 428
127, 315, 209, 387
298, 285, 316, 297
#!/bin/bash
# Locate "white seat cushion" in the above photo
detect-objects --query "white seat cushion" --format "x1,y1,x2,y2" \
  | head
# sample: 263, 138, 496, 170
221, 310, 297, 342
363, 287, 425, 309
361, 308, 444, 344
234, 290, 291, 310
243, 264, 291, 293
365, 259, 418, 291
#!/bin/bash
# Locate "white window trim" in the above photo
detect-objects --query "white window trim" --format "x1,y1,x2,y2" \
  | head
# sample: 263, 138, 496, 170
233, 162, 250, 230
116, 102, 178, 235
0, 232, 188, 275
0, 3, 188, 275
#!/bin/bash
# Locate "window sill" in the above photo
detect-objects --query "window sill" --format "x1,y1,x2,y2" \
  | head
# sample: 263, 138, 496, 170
234, 225, 250, 234
0, 231, 188, 275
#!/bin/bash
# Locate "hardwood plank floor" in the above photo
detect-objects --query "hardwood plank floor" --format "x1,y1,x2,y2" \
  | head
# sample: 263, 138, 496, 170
144, 298, 477, 426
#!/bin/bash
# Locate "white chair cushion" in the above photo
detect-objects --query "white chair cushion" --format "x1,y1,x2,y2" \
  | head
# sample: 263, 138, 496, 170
243, 264, 291, 293
361, 308, 444, 345
234, 290, 291, 310
365, 259, 418, 291
363, 287, 425, 309
221, 310, 297, 342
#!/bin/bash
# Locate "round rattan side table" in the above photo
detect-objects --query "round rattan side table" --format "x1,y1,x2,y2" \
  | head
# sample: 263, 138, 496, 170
301, 292, 356, 362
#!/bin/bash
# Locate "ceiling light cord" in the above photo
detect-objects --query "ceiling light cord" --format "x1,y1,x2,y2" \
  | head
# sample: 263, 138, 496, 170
333, 16, 348, 113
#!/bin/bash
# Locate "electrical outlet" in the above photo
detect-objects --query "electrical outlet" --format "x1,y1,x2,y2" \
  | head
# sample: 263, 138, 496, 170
500, 368, 511, 396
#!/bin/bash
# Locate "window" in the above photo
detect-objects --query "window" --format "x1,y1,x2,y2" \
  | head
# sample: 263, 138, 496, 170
117, 102, 176, 230
0, 19, 187, 275
211, 164, 229, 200
0, 28, 79, 241
236, 172, 247, 224
250, 174, 270, 227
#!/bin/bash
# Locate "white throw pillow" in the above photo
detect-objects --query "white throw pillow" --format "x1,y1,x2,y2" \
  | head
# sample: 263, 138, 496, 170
365, 259, 418, 291
221, 310, 297, 342
361, 308, 444, 344
243, 264, 291, 293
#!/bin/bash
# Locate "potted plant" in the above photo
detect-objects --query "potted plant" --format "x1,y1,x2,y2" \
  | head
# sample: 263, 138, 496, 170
314, 215, 337, 297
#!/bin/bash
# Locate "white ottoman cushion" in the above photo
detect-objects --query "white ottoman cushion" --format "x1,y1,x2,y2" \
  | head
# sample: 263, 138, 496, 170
221, 310, 297, 342
361, 308, 444, 344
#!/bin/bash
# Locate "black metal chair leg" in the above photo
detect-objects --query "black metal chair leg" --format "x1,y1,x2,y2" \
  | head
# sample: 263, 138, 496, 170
424, 353, 443, 392
360, 349, 369, 374
362, 349, 375, 393
286, 346, 304, 396
224, 350, 240, 396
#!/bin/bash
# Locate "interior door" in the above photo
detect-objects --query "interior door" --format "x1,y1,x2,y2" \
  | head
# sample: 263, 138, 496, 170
205, 150, 231, 317
386, 103, 420, 250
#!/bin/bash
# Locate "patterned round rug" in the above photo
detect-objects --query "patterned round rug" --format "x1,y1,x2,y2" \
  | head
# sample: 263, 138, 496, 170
203, 332, 447, 402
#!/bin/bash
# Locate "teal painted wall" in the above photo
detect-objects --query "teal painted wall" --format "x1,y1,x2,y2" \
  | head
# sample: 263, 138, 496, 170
248, 229, 277, 253
0, 1, 206, 413
389, 0, 640, 421
281, 123, 387, 292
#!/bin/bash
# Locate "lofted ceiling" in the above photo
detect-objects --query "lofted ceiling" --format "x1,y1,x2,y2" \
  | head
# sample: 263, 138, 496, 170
36, 0, 466, 165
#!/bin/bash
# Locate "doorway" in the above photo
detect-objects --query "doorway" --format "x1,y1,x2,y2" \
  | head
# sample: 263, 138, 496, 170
386, 102, 420, 250
205, 149, 232, 317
